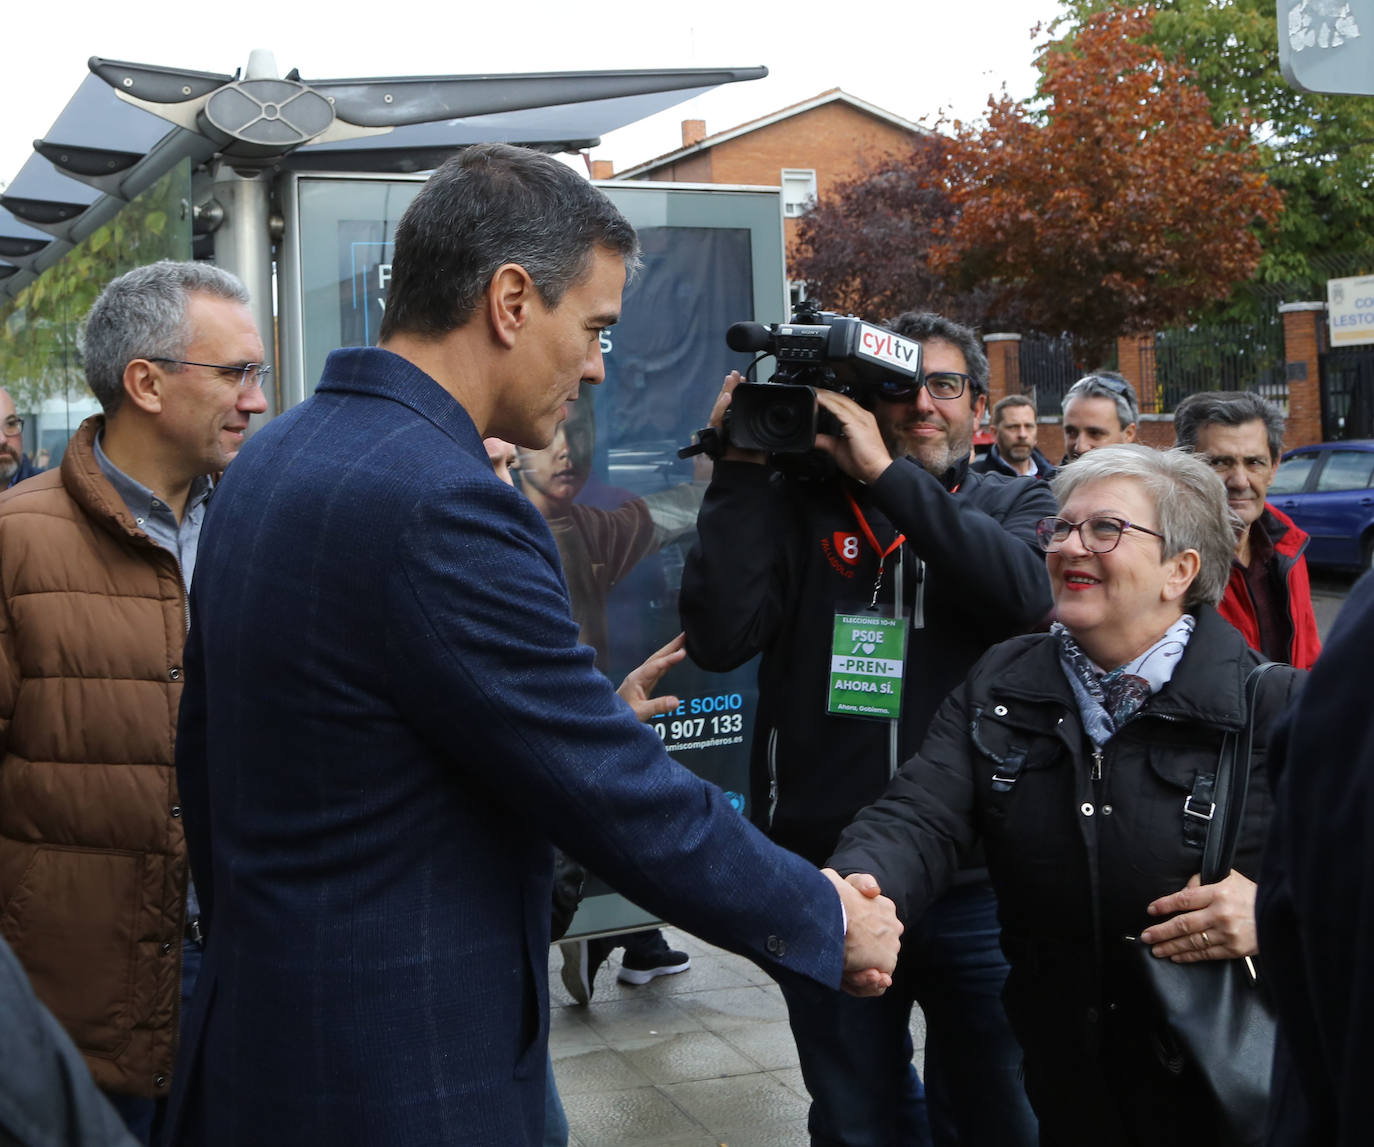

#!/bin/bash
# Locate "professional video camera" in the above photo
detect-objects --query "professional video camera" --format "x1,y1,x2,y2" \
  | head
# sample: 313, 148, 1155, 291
680, 301, 923, 457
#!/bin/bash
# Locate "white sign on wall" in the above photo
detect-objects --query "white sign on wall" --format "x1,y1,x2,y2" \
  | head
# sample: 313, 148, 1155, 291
1328, 274, 1374, 346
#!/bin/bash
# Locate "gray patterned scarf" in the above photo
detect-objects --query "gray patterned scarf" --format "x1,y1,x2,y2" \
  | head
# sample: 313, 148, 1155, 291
1054, 614, 1196, 748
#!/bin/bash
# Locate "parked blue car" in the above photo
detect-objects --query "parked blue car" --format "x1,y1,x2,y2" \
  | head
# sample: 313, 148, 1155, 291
1268, 440, 1374, 571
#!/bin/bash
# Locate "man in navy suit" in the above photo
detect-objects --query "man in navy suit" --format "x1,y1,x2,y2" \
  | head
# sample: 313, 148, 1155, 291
166, 143, 902, 1147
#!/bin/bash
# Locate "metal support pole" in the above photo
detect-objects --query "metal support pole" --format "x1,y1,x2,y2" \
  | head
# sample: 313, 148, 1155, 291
211, 162, 278, 421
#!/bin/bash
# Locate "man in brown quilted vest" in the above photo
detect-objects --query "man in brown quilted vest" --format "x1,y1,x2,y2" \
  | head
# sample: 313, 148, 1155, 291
0, 260, 267, 1143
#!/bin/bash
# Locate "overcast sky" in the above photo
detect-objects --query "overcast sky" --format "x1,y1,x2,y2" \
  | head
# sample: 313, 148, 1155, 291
1, 0, 1066, 190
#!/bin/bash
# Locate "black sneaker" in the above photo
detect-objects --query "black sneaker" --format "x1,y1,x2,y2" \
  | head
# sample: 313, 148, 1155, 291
560, 936, 613, 1005
616, 930, 691, 986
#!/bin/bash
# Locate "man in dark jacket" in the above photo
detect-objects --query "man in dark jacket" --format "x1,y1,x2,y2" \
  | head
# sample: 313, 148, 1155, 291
166, 144, 901, 1147
0, 388, 42, 488
1259, 573, 1374, 1146
973, 394, 1055, 480
1175, 391, 1320, 668
681, 312, 1053, 1146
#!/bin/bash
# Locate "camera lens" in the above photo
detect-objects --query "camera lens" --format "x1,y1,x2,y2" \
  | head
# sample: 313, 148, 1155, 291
758, 401, 804, 443
730, 384, 818, 453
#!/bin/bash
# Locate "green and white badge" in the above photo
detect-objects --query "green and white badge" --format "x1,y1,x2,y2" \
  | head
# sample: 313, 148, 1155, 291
828, 612, 907, 720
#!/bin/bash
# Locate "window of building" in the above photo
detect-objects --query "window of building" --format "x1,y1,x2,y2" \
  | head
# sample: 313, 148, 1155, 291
781, 169, 818, 218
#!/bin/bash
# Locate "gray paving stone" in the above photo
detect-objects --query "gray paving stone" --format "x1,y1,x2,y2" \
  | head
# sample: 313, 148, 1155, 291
719, 1020, 800, 1071
672, 985, 790, 1032
703, 944, 776, 987
766, 1066, 810, 1101
560, 1085, 703, 1145
661, 1073, 810, 1130
551, 1046, 651, 1096
549, 1004, 605, 1052
579, 993, 706, 1045
578, 1135, 718, 1147
709, 1120, 813, 1147
615, 1029, 760, 1085
909, 1004, 928, 1051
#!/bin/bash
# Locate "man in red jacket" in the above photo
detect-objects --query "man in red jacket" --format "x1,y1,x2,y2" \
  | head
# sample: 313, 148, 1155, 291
1175, 391, 1321, 668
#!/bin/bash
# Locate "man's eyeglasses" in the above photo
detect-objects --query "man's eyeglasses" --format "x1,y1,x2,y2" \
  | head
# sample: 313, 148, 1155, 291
147, 358, 272, 389
1036, 515, 1165, 554
875, 372, 974, 403
1, 416, 23, 438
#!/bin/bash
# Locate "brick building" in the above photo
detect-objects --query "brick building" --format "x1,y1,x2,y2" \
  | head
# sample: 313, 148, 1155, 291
597, 89, 926, 298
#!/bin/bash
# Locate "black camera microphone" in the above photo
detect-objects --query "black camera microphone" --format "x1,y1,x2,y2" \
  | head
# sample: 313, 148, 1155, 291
725, 322, 773, 353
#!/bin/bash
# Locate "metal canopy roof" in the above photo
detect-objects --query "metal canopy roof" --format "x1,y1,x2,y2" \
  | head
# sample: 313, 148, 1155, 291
0, 56, 766, 301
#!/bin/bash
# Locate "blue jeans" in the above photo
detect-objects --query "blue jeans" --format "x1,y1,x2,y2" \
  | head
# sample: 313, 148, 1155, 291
781, 882, 1037, 1147
104, 934, 204, 1145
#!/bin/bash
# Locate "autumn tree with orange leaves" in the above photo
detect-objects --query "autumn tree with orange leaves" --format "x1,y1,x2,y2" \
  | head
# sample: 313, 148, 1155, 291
794, 4, 1283, 363
792, 137, 959, 323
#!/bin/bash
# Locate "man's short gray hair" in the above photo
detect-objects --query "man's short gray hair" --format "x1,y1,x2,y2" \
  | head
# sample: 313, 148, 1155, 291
1050, 444, 1235, 610
1062, 371, 1139, 429
888, 311, 989, 404
1174, 390, 1286, 461
82, 261, 250, 415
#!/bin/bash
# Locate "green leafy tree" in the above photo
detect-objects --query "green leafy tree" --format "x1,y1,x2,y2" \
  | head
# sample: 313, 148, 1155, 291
933, 4, 1282, 363
791, 138, 1029, 328
0, 162, 190, 413
792, 6, 1278, 361
1056, 0, 1374, 306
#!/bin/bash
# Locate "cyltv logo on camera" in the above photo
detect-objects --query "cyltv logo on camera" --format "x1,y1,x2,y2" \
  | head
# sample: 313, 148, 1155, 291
856, 326, 920, 375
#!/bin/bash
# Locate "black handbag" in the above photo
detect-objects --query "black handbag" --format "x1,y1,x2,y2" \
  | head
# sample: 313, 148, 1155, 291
1128, 662, 1281, 1147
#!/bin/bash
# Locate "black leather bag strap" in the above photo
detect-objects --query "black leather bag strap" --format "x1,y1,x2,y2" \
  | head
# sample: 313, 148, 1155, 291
1202, 661, 1279, 885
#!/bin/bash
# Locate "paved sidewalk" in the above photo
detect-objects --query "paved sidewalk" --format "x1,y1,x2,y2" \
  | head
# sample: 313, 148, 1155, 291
549, 928, 926, 1147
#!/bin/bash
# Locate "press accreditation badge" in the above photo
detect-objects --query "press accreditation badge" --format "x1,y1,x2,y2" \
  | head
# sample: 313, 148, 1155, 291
828, 612, 907, 720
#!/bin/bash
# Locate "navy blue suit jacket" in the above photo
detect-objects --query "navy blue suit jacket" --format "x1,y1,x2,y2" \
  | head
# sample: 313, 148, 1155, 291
1258, 572, 1374, 1146
166, 348, 844, 1146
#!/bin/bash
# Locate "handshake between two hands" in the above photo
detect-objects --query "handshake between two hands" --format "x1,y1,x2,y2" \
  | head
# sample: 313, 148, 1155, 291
820, 868, 903, 997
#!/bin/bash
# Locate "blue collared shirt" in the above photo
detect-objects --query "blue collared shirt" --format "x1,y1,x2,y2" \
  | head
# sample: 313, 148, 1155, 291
92, 433, 212, 598
92, 431, 209, 925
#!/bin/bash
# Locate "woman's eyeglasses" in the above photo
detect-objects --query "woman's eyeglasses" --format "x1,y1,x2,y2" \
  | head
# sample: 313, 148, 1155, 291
1036, 515, 1164, 554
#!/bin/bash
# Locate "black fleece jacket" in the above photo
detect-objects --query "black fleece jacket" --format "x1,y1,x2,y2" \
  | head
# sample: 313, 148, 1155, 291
680, 454, 1055, 866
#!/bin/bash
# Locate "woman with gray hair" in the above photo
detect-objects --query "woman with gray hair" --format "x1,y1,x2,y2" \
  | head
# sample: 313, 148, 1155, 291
828, 445, 1304, 1144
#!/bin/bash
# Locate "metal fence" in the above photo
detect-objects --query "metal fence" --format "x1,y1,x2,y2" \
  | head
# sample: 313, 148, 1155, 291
1138, 316, 1287, 415
1018, 333, 1085, 417
1321, 346, 1374, 440
1017, 317, 1287, 417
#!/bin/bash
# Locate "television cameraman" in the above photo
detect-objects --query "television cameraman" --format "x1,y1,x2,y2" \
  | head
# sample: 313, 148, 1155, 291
680, 311, 1053, 1147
